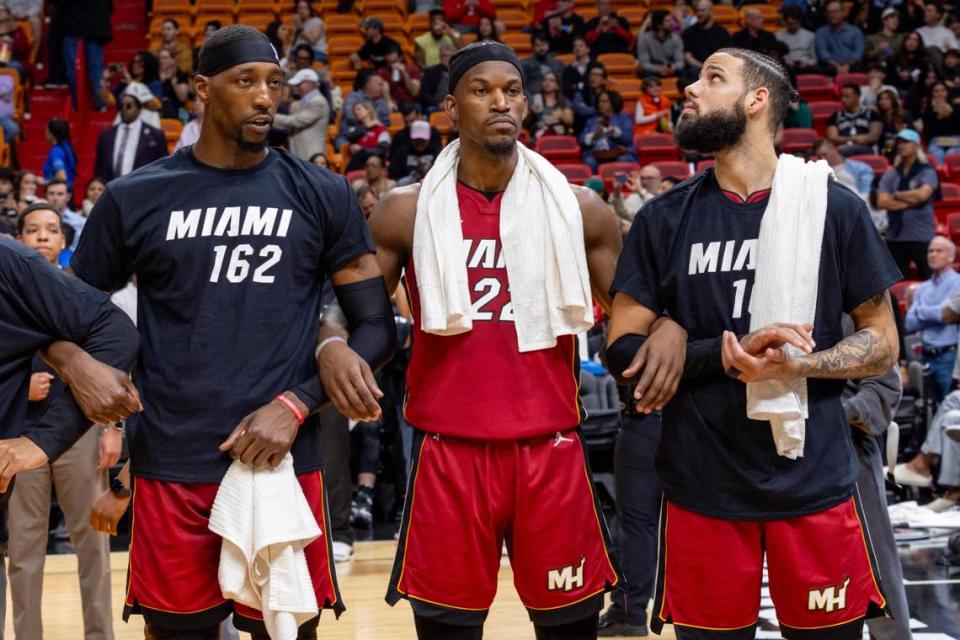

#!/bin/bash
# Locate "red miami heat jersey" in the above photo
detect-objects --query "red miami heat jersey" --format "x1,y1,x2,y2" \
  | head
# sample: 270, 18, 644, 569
404, 182, 584, 440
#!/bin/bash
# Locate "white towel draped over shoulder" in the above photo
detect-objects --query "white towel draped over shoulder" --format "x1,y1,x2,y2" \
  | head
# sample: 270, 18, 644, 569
746, 154, 834, 459
412, 139, 595, 352
208, 454, 321, 640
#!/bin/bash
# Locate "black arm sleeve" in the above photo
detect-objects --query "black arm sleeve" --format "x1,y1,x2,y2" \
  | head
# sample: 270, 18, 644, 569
605, 334, 646, 385
683, 337, 724, 381
22, 303, 140, 461
290, 277, 397, 413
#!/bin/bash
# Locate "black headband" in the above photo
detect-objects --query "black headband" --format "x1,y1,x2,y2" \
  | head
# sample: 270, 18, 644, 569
197, 31, 280, 77
447, 41, 525, 96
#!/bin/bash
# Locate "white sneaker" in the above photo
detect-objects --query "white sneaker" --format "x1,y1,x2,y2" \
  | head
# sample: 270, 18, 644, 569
946, 423, 960, 443
923, 497, 958, 513
332, 541, 354, 563
893, 464, 934, 487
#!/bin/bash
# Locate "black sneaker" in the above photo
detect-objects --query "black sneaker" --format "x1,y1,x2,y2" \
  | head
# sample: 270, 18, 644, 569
351, 486, 374, 528
597, 609, 648, 637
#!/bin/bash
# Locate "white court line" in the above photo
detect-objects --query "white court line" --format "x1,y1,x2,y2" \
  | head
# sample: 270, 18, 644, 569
904, 578, 960, 585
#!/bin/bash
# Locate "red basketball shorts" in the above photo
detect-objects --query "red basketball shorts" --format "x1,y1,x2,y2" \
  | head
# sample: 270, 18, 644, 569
652, 496, 890, 639
123, 470, 343, 633
386, 428, 621, 626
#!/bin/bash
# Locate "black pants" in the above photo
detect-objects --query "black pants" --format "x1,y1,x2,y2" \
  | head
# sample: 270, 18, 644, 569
608, 413, 662, 626
319, 406, 353, 545
887, 240, 932, 280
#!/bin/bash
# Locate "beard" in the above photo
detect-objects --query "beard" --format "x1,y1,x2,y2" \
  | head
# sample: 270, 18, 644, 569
234, 130, 268, 153
674, 101, 747, 153
483, 138, 516, 157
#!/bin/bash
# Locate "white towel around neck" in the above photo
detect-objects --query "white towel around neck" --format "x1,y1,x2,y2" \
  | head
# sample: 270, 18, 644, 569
412, 139, 594, 352
208, 454, 321, 640
746, 154, 834, 459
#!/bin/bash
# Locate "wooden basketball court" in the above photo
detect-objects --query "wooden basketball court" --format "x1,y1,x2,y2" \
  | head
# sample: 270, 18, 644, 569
3, 541, 673, 639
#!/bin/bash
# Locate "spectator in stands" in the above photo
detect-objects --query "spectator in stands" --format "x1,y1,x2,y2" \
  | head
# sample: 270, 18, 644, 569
98, 51, 162, 111
893, 388, 960, 506
93, 90, 167, 182
777, 6, 818, 72
562, 36, 601, 98
344, 100, 391, 171
474, 15, 500, 43
521, 33, 566, 99
733, 7, 781, 55
827, 83, 883, 155
944, 47, 960, 88
636, 10, 684, 78
43, 117, 76, 190
903, 236, 960, 400
539, 0, 586, 53
878, 128, 939, 278
581, 89, 636, 169
355, 184, 378, 218
610, 165, 662, 227
396, 154, 435, 186
175, 100, 203, 152
888, 30, 932, 94
861, 62, 899, 108
44, 178, 83, 252
0, 3, 28, 79
81, 177, 105, 216
812, 138, 875, 199
389, 116, 442, 181
634, 76, 672, 135
115, 80, 162, 129
156, 49, 190, 120
62, 0, 111, 110
310, 152, 328, 168
681, 0, 732, 79
377, 44, 422, 105
528, 71, 574, 138
351, 154, 395, 196
351, 17, 401, 70
265, 20, 291, 64
584, 0, 632, 55
415, 8, 464, 68
782, 92, 814, 128
5, 0, 39, 62
922, 80, 960, 161
877, 88, 908, 159
815, 0, 865, 74
272, 68, 331, 162
338, 71, 392, 148
572, 64, 608, 131
15, 169, 36, 208
532, 0, 559, 26
420, 43, 453, 113
444, 0, 498, 34
193, 19, 222, 70
865, 7, 904, 64
295, 16, 328, 64
150, 18, 191, 73
918, 1, 959, 54
287, 43, 315, 79
0, 70, 17, 144
291, 0, 317, 42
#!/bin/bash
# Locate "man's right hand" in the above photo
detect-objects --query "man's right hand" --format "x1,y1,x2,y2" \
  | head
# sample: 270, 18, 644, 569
60, 351, 141, 424
89, 489, 130, 535
318, 341, 383, 421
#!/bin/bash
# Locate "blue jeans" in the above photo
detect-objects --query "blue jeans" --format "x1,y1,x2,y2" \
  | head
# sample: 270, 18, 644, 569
924, 348, 956, 403
63, 37, 104, 110
0, 115, 18, 143
927, 141, 960, 165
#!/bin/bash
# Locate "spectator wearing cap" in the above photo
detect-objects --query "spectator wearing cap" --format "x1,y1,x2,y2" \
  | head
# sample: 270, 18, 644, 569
273, 67, 331, 162
865, 7, 904, 64
294, 16, 328, 63
420, 43, 454, 112
520, 33, 566, 100
93, 85, 167, 182
682, 0, 732, 80
389, 117, 442, 182
777, 6, 818, 72
149, 18, 192, 73
917, 1, 959, 53
444, 0, 498, 34
351, 17, 402, 71
815, 0, 865, 75
878, 128, 940, 279
376, 45, 422, 105
351, 154, 395, 197
733, 7, 781, 56
584, 0, 632, 55
635, 10, 684, 78
415, 9, 464, 68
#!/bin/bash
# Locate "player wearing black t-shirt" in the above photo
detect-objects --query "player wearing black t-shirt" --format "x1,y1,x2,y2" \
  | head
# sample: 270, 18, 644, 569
71, 26, 396, 640
607, 49, 902, 639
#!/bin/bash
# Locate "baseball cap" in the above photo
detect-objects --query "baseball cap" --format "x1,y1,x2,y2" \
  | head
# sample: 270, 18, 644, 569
584, 177, 606, 195
288, 68, 319, 86
362, 16, 383, 30
410, 120, 431, 141
122, 81, 155, 106
882, 7, 899, 19
896, 128, 921, 144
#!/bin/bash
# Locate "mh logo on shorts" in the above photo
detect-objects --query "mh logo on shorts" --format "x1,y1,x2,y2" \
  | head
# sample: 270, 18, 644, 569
807, 576, 851, 613
547, 556, 585, 592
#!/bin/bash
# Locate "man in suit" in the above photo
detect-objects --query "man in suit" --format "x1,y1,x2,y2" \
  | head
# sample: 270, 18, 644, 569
93, 90, 168, 182
273, 68, 331, 162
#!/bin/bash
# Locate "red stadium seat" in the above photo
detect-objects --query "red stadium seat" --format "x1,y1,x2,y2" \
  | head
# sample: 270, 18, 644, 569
780, 127, 818, 155
534, 135, 582, 164
346, 169, 365, 183
944, 152, 960, 179
942, 182, 960, 200
796, 75, 836, 102
808, 101, 841, 136
890, 279, 921, 315
835, 73, 868, 91
948, 212, 960, 245
849, 154, 891, 176
651, 160, 693, 181
634, 133, 680, 164
696, 159, 715, 172
555, 163, 593, 185
599, 162, 641, 189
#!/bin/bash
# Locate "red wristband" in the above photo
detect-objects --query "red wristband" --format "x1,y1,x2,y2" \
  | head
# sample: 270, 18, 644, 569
275, 394, 305, 425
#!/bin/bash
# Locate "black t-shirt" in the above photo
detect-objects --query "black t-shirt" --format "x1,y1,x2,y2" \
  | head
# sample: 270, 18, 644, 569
611, 171, 901, 520
682, 22, 733, 64
357, 35, 402, 68
71, 147, 375, 483
827, 106, 881, 137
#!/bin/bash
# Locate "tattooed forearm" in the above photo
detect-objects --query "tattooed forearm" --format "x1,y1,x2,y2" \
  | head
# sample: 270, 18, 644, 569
794, 328, 895, 379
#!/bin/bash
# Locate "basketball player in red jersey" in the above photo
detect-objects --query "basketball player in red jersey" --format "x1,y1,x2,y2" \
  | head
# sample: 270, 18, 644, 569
318, 41, 687, 640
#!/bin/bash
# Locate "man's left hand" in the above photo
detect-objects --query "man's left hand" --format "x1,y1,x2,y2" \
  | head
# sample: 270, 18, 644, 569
721, 330, 802, 383
98, 427, 122, 471
0, 437, 48, 492
218, 393, 304, 468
